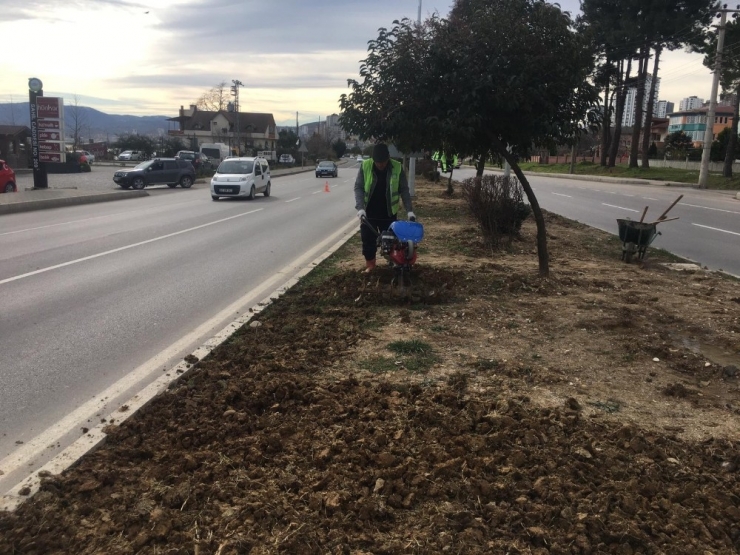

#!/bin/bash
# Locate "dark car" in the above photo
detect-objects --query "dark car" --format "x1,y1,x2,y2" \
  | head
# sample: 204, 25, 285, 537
176, 150, 210, 171
113, 158, 196, 190
0, 159, 17, 193
315, 160, 338, 178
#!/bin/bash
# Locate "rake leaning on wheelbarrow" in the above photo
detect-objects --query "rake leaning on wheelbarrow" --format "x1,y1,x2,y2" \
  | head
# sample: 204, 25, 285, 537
617, 194, 682, 263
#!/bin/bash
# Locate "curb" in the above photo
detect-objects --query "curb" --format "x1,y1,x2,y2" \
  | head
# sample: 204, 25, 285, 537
0, 190, 149, 216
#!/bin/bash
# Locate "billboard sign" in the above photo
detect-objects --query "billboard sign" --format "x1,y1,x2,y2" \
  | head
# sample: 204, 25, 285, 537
39, 152, 63, 163
38, 119, 60, 130
38, 131, 61, 141
37, 97, 61, 119
39, 142, 63, 153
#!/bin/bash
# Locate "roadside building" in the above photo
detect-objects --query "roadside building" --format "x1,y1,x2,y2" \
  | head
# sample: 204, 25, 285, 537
667, 105, 734, 146
168, 105, 277, 155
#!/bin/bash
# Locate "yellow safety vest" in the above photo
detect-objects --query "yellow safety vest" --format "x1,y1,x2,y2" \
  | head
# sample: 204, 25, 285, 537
362, 158, 401, 215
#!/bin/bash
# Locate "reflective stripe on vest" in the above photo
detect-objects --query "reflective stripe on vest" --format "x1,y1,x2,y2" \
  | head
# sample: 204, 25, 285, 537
362, 158, 401, 215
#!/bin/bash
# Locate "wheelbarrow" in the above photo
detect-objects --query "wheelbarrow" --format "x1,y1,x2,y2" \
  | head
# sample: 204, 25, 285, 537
617, 219, 659, 262
616, 195, 682, 263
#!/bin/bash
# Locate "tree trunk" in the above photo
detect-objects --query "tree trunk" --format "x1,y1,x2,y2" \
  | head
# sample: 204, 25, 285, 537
609, 58, 632, 167
600, 80, 612, 167
446, 168, 454, 195
569, 142, 577, 174
476, 149, 488, 178
723, 84, 740, 177
641, 45, 662, 169
494, 138, 549, 277
629, 47, 648, 169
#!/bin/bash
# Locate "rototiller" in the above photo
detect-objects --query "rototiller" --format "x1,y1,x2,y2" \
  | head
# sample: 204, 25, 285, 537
361, 217, 425, 292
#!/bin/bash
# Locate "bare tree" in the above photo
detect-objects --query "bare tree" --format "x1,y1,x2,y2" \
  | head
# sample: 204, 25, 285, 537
195, 81, 229, 112
67, 95, 88, 151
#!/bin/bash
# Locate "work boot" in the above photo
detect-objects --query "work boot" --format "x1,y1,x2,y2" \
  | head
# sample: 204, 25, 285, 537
364, 259, 376, 273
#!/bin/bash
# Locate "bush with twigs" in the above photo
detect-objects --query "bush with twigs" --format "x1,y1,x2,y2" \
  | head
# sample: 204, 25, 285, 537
461, 174, 531, 247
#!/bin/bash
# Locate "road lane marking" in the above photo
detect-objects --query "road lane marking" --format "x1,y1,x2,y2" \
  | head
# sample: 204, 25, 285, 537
682, 203, 740, 216
0, 199, 201, 237
0, 208, 264, 286
285, 197, 300, 203
643, 197, 658, 201
602, 203, 639, 212
552, 193, 572, 198
692, 223, 740, 236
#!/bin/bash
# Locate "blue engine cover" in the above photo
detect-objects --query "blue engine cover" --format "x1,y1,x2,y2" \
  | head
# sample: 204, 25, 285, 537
389, 220, 424, 243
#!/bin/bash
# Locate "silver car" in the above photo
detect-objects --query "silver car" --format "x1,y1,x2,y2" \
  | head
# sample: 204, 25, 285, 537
210, 157, 271, 200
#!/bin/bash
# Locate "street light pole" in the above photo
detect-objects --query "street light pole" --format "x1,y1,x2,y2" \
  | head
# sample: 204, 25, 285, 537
408, 0, 422, 198
231, 79, 243, 155
698, 5, 740, 188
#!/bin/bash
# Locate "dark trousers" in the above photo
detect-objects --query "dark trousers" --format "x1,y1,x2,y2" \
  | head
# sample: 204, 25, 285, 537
361, 215, 396, 261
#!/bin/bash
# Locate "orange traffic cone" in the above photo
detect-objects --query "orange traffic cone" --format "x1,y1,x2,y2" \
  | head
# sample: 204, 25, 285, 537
324, 181, 330, 193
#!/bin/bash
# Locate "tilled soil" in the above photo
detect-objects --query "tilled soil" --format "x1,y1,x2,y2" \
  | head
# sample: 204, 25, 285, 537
1, 179, 739, 554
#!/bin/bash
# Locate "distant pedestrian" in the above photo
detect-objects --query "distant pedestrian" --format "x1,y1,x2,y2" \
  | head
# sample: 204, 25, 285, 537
354, 143, 415, 272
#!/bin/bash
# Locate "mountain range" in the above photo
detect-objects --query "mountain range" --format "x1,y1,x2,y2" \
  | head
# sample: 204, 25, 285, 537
0, 102, 173, 140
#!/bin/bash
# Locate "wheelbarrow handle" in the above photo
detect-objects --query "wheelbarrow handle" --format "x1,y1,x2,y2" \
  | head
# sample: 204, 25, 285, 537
657, 194, 683, 221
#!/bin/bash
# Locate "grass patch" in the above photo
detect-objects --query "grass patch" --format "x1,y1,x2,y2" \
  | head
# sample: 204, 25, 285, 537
504, 162, 740, 190
360, 356, 398, 374
386, 339, 439, 374
387, 339, 433, 355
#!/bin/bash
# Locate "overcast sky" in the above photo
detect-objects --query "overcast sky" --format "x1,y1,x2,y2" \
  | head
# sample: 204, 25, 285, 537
1, 0, 713, 127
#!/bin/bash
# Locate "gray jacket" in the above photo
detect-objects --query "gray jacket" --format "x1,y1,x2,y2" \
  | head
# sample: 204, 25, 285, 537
354, 162, 413, 216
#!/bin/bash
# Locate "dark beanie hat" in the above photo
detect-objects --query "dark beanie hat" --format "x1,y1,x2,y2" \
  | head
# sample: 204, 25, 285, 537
372, 143, 390, 162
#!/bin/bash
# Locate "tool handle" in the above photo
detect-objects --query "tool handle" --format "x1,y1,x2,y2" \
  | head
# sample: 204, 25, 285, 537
639, 206, 649, 223
657, 194, 683, 221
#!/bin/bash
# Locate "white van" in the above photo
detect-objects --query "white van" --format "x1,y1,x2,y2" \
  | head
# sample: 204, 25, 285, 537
210, 157, 271, 200
199, 143, 230, 166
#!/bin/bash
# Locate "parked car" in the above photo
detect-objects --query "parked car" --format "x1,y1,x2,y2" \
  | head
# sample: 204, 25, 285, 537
279, 154, 295, 164
356, 155, 363, 162
117, 150, 144, 161
176, 150, 209, 171
76, 150, 95, 164
0, 160, 17, 193
210, 157, 271, 200
316, 160, 338, 178
113, 158, 195, 189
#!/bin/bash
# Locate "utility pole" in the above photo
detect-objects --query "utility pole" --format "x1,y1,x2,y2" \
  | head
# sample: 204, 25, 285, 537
699, 5, 740, 188
408, 0, 422, 198
231, 79, 243, 155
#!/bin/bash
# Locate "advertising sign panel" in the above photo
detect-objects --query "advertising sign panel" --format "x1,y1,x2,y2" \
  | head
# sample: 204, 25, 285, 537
36, 97, 61, 119
39, 152, 63, 163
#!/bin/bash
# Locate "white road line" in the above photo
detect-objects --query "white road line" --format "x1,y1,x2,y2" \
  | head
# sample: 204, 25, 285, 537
682, 203, 740, 216
285, 197, 301, 203
0, 208, 264, 286
692, 223, 740, 236
620, 194, 635, 197
552, 192, 572, 198
0, 199, 201, 237
643, 197, 658, 200
602, 203, 639, 213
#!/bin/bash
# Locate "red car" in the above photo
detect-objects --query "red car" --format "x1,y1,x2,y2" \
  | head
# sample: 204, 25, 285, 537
0, 160, 17, 193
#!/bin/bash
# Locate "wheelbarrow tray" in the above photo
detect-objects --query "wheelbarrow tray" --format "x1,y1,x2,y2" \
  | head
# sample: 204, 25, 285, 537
617, 219, 658, 247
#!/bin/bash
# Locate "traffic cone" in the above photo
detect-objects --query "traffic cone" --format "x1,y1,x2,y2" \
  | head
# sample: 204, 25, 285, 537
324, 181, 330, 193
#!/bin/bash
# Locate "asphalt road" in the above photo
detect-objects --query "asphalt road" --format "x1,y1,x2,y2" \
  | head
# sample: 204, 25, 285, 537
451, 167, 740, 277
0, 162, 361, 491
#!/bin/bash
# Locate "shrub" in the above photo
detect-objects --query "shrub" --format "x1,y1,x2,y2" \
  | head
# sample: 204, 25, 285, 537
461, 174, 532, 247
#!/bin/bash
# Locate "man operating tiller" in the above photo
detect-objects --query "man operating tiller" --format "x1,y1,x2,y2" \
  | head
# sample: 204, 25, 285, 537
354, 143, 416, 273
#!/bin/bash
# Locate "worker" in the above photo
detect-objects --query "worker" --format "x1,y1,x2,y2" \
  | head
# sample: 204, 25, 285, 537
355, 143, 415, 272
